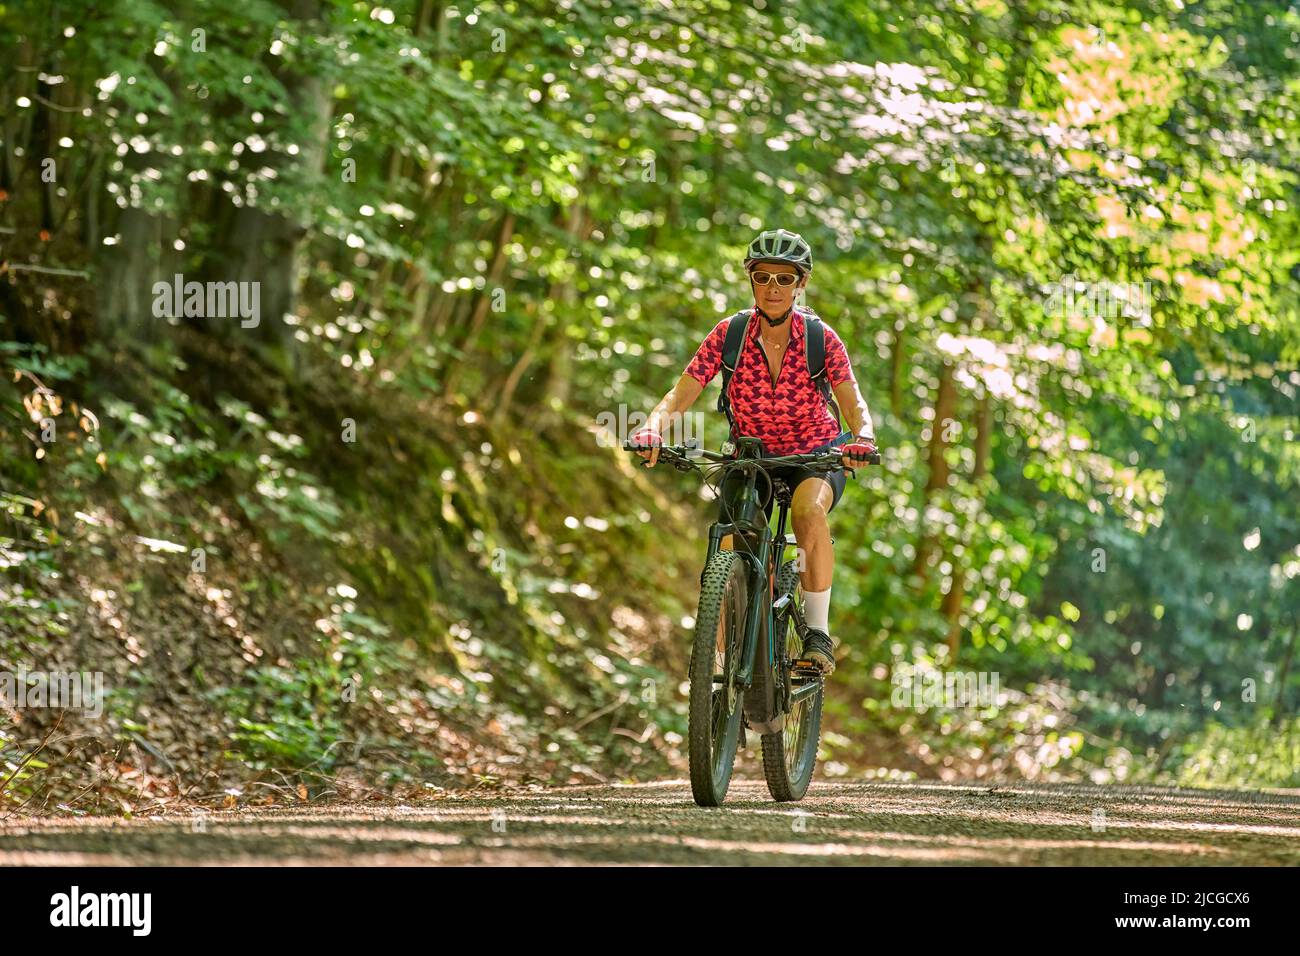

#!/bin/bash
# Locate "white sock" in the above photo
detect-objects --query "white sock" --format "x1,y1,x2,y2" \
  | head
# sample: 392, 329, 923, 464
803, 587, 831, 635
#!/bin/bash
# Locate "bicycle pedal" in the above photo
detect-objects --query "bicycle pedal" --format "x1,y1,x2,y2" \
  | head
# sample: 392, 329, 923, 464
790, 659, 828, 679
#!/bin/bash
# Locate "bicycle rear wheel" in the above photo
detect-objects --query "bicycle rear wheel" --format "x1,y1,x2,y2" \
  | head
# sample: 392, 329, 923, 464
761, 559, 824, 802
688, 550, 748, 807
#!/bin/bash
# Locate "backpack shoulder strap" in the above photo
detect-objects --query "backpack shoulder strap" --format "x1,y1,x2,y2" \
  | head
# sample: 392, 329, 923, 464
802, 309, 827, 384
720, 309, 751, 374
716, 310, 752, 429
801, 309, 843, 431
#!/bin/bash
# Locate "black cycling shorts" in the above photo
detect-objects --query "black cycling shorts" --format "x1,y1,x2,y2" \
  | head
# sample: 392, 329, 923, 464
715, 431, 853, 527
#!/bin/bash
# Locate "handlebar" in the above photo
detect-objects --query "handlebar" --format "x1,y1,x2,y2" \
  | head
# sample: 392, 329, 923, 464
622, 439, 881, 472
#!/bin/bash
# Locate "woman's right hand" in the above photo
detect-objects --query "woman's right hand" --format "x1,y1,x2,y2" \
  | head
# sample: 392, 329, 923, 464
629, 427, 663, 468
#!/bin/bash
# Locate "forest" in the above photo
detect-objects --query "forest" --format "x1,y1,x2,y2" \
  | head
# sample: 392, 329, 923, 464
1, 0, 1297, 814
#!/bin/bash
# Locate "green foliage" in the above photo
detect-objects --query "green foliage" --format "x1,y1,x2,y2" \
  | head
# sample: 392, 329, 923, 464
212, 599, 395, 773
1, 0, 1297, 800
1164, 717, 1300, 790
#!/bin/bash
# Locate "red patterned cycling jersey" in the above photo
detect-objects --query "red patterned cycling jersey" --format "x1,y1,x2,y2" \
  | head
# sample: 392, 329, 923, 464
683, 307, 856, 455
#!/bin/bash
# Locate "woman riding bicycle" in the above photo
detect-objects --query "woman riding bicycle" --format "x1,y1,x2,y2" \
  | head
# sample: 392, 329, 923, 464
632, 228, 878, 675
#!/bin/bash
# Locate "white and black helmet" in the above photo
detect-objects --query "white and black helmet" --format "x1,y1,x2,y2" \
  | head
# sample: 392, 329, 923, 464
743, 228, 813, 277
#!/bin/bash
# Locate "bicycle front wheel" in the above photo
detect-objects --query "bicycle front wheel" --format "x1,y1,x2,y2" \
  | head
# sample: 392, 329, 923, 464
688, 549, 749, 807
761, 559, 824, 802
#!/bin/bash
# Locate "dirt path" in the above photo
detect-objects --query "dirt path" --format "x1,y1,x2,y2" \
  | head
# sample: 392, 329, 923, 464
3, 778, 1299, 866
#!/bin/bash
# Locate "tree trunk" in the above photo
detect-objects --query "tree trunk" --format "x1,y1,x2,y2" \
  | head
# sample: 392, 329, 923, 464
911, 362, 957, 581
98, 203, 164, 339
494, 300, 547, 425
941, 575, 964, 657
973, 391, 991, 479
541, 196, 594, 410
889, 321, 905, 417
925, 362, 957, 492
442, 210, 518, 399
1274, 617, 1297, 728
202, 0, 332, 374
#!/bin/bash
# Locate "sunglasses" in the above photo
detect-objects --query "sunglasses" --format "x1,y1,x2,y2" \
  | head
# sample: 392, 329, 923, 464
750, 271, 801, 287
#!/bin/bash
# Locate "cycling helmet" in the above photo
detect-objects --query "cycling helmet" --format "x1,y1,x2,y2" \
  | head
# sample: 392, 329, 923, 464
743, 229, 813, 277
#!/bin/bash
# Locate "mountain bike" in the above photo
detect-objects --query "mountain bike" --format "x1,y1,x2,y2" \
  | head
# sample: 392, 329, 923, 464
624, 435, 880, 807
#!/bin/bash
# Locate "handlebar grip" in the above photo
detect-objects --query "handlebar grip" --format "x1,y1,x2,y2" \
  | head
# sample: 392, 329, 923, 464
839, 448, 882, 465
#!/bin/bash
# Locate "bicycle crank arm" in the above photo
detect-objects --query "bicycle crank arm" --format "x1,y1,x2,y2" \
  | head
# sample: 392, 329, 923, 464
788, 669, 824, 703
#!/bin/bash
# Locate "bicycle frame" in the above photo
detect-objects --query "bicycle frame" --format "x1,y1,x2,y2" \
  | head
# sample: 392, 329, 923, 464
627, 437, 878, 723
697, 439, 812, 729
702, 484, 791, 703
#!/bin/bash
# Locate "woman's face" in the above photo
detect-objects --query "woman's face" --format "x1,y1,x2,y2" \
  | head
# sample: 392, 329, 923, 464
750, 262, 805, 315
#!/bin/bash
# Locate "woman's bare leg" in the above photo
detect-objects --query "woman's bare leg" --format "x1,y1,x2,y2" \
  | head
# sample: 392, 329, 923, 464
789, 478, 835, 592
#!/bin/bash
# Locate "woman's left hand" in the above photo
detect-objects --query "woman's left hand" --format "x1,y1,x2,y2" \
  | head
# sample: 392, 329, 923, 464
841, 437, 877, 470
